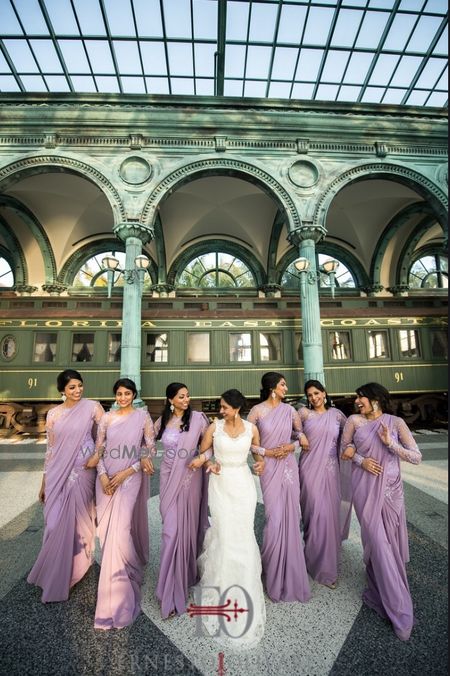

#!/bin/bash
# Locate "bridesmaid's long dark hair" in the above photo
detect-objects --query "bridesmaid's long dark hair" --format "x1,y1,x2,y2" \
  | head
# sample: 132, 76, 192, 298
156, 382, 191, 440
259, 371, 285, 402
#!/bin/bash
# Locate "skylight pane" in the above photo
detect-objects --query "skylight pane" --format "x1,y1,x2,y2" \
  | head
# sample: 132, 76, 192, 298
226, 1, 250, 41
113, 41, 142, 75
224, 79, 243, 96
45, 75, 71, 91
244, 80, 267, 98
291, 82, 315, 99
303, 7, 335, 46
330, 9, 364, 47
70, 75, 96, 91
103, 0, 136, 37
415, 58, 447, 89
271, 48, 298, 80
85, 41, 116, 74
322, 50, 350, 82
30, 40, 63, 73
249, 3, 278, 42
295, 49, 324, 82
382, 88, 408, 103
121, 76, 146, 93
14, 0, 49, 35
316, 84, 339, 100
343, 51, 373, 83
407, 16, 442, 52
145, 76, 170, 94
355, 11, 390, 49
195, 78, 214, 95
141, 42, 167, 75
72, 0, 106, 35
0, 75, 21, 91
425, 91, 447, 106
433, 26, 447, 55
268, 81, 292, 98
171, 77, 195, 95
369, 0, 396, 8
406, 90, 430, 105
336, 85, 362, 101
277, 4, 308, 44
245, 46, 272, 79
435, 66, 448, 90
58, 40, 91, 73
383, 13, 417, 50
399, 0, 425, 9
44, 0, 80, 36
163, 0, 192, 39
96, 75, 120, 92
369, 54, 400, 85
3, 40, 38, 72
390, 55, 422, 86
424, 0, 448, 12
134, 0, 164, 37
21, 74, 47, 91
361, 86, 384, 102
194, 44, 216, 77
193, 0, 217, 40
225, 45, 246, 78
0, 51, 11, 73
167, 42, 193, 76
1, 0, 24, 35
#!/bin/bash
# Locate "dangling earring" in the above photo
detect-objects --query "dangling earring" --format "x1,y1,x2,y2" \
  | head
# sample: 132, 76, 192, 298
372, 401, 379, 412
324, 397, 328, 404
170, 403, 174, 413
61, 393, 66, 402
271, 391, 276, 400
234, 412, 238, 420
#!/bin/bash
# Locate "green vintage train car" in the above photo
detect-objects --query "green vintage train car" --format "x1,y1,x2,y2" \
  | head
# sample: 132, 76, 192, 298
0, 294, 447, 433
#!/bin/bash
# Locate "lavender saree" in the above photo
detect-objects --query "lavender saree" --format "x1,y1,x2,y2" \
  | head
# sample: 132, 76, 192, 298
298, 406, 350, 586
28, 398, 104, 602
341, 413, 421, 640
94, 408, 155, 630
247, 402, 310, 602
155, 410, 210, 618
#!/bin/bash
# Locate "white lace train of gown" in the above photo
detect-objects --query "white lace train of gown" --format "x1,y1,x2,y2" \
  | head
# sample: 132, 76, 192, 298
193, 419, 266, 650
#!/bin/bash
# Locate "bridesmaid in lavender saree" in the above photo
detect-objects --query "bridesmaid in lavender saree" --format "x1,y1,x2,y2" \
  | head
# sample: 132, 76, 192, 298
28, 369, 104, 602
94, 378, 156, 630
341, 382, 421, 641
154, 383, 210, 619
247, 372, 311, 603
298, 380, 350, 589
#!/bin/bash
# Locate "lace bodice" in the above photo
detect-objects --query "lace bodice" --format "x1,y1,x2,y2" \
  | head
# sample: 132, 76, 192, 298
213, 419, 253, 467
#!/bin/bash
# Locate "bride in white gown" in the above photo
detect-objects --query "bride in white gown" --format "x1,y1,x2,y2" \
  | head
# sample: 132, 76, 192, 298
192, 389, 266, 650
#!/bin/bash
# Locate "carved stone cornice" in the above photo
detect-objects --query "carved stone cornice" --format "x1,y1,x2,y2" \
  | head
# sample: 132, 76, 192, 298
287, 225, 327, 247
114, 221, 154, 245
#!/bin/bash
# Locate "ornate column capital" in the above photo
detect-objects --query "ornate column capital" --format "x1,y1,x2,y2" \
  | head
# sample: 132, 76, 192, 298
41, 283, 68, 296
387, 284, 410, 297
13, 284, 38, 295
260, 284, 281, 298
152, 283, 175, 297
361, 284, 384, 296
287, 224, 327, 247
113, 221, 154, 245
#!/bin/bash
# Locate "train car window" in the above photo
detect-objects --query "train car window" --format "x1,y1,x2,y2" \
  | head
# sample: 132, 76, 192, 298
367, 330, 390, 359
398, 329, 421, 359
33, 332, 57, 362
71, 333, 94, 362
229, 333, 252, 362
329, 331, 351, 360
187, 333, 210, 363
1, 335, 17, 361
259, 332, 282, 362
294, 332, 303, 361
108, 333, 122, 363
146, 333, 168, 362
431, 330, 448, 359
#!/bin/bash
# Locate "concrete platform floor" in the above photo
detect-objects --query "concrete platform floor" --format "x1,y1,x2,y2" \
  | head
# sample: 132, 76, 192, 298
0, 430, 447, 676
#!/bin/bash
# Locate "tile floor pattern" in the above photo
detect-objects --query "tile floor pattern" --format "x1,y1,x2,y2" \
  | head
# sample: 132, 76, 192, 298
0, 432, 447, 676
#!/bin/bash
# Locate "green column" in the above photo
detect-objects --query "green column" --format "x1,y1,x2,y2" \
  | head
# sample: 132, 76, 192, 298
288, 225, 327, 386
114, 222, 154, 407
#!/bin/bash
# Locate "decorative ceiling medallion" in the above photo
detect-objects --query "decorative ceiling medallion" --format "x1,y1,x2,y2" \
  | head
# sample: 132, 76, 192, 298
119, 157, 152, 185
288, 160, 319, 189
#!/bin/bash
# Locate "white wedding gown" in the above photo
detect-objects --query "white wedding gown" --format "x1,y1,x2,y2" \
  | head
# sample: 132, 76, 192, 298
194, 419, 266, 650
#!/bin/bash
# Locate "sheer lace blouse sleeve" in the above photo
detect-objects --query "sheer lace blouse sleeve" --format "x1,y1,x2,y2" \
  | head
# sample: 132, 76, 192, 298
143, 412, 157, 457
43, 407, 57, 473
95, 414, 109, 476
388, 417, 422, 465
246, 406, 258, 425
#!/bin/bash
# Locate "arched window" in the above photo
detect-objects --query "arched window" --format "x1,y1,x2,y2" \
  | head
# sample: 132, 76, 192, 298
0, 256, 14, 287
281, 254, 356, 290
73, 251, 153, 291
409, 253, 448, 289
177, 252, 255, 288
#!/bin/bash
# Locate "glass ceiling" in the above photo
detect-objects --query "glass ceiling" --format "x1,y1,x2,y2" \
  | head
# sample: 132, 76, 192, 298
0, 0, 447, 107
